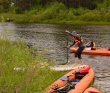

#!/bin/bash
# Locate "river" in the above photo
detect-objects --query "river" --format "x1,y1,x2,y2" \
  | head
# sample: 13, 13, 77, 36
0, 22, 110, 92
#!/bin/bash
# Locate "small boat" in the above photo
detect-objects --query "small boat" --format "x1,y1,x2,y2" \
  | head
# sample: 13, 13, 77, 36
45, 65, 94, 93
70, 47, 110, 56
84, 87, 102, 93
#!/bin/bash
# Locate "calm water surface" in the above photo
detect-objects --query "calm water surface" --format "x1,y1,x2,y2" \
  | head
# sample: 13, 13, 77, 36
0, 22, 110, 92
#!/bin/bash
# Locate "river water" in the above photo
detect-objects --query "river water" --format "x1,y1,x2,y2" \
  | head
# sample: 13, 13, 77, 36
0, 22, 110, 92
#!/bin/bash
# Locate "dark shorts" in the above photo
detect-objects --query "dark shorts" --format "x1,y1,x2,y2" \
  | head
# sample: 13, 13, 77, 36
75, 46, 85, 59
91, 48, 96, 50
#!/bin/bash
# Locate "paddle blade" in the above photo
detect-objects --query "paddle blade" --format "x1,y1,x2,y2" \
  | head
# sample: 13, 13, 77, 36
71, 82, 78, 84
60, 77, 68, 81
93, 35, 97, 39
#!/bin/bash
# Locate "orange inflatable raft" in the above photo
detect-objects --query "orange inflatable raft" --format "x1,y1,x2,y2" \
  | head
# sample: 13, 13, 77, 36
84, 87, 102, 93
70, 47, 110, 56
45, 65, 94, 93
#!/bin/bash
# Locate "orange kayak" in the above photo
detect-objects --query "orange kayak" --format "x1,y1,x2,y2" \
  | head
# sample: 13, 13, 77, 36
70, 47, 110, 56
84, 87, 102, 93
45, 65, 94, 93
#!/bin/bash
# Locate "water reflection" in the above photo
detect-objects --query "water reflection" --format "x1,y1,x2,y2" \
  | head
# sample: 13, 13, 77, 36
0, 22, 110, 92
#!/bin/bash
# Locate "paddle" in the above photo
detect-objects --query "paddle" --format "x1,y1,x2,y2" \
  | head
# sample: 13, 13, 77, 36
93, 35, 97, 39
86, 35, 97, 45
66, 34, 69, 64
71, 82, 78, 84
60, 72, 77, 81
61, 77, 68, 81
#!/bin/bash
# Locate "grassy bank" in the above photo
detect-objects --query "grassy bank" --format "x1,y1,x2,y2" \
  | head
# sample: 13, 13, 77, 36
0, 24, 66, 93
0, 39, 67, 93
1, 13, 110, 25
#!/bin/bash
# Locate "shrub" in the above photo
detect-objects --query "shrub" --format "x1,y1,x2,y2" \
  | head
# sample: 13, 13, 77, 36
0, 5, 8, 13
0, 0, 10, 12
28, 6, 43, 14
65, 10, 77, 21
0, 5, 4, 13
72, 7, 90, 16
80, 12, 102, 22
40, 2, 66, 20
104, 12, 110, 22
14, 7, 22, 14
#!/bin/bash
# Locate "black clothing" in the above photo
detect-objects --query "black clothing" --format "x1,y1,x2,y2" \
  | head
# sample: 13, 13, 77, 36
68, 33, 85, 59
75, 46, 85, 59
91, 48, 96, 50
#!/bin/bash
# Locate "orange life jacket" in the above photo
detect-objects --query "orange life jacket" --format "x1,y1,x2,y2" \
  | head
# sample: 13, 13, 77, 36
74, 36, 83, 45
91, 42, 95, 49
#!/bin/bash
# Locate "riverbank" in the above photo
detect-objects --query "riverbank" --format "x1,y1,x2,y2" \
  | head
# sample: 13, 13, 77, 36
1, 13, 110, 25
0, 39, 67, 93
0, 21, 67, 92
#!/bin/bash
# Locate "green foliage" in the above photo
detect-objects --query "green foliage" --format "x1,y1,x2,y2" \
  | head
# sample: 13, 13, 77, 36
40, 2, 66, 20
28, 5, 43, 14
14, 7, 22, 14
0, 0, 10, 12
0, 5, 4, 13
104, 12, 110, 22
1, 1, 110, 24
96, 0, 110, 15
80, 12, 102, 22
72, 7, 90, 16
65, 9, 76, 21
0, 39, 63, 92
97, 0, 110, 9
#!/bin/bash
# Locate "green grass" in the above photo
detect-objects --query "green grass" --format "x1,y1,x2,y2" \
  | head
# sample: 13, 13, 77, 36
0, 12, 110, 24
0, 38, 67, 93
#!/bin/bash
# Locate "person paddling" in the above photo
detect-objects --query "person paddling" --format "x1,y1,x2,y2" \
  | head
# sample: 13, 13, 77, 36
65, 30, 85, 66
86, 39, 96, 50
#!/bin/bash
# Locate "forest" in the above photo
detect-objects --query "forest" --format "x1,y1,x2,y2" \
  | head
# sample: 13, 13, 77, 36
0, 0, 110, 23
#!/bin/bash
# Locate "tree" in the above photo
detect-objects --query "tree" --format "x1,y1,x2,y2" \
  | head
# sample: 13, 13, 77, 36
0, 0, 10, 12
0, 0, 10, 9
